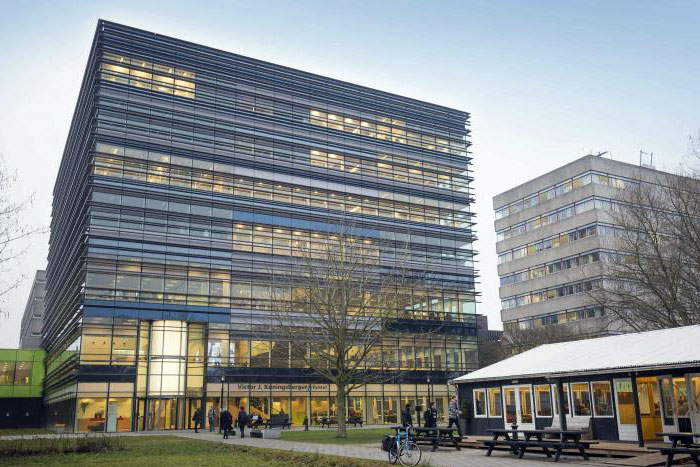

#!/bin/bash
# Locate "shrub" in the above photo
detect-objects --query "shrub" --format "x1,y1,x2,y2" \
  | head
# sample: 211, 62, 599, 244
0, 434, 123, 457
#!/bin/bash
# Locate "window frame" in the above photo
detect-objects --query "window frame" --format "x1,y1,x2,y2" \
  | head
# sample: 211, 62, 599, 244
534, 384, 553, 418
570, 382, 592, 417
551, 383, 572, 417
591, 380, 614, 418
473, 388, 487, 418
487, 387, 502, 418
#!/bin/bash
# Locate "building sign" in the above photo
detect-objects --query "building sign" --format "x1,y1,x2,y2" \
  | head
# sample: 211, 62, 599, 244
230, 383, 329, 392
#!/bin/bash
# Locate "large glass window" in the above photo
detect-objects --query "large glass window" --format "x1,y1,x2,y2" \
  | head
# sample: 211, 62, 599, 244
535, 385, 552, 417
592, 382, 613, 416
473, 388, 486, 417
0, 361, 15, 384
13, 362, 31, 385
77, 391, 107, 433
552, 383, 571, 416
673, 377, 689, 417
250, 341, 270, 368
571, 383, 591, 416
488, 387, 502, 417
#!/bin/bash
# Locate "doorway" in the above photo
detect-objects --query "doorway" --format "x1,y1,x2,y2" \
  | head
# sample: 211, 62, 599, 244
502, 385, 534, 430
636, 377, 662, 441
614, 378, 638, 441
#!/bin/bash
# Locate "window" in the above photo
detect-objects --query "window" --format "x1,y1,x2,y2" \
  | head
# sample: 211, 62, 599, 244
473, 388, 487, 417
0, 361, 16, 384
488, 388, 502, 417
535, 385, 552, 417
592, 382, 613, 416
571, 383, 591, 416
552, 384, 571, 416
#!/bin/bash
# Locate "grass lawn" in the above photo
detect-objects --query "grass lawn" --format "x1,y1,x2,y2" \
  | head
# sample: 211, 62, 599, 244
281, 427, 389, 445
0, 429, 54, 437
0, 435, 387, 466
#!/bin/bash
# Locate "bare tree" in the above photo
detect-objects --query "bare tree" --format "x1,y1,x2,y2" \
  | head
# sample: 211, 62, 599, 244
0, 156, 41, 315
590, 138, 700, 330
266, 225, 419, 438
501, 324, 585, 355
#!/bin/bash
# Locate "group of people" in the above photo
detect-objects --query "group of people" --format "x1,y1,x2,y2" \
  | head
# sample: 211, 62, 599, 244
191, 394, 463, 447
190, 405, 253, 438
400, 395, 463, 452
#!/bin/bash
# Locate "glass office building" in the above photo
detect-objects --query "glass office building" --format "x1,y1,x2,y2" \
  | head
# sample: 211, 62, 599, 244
44, 20, 478, 432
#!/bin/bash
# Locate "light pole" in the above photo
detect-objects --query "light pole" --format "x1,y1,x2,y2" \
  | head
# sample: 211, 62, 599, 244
219, 374, 225, 433
427, 377, 431, 405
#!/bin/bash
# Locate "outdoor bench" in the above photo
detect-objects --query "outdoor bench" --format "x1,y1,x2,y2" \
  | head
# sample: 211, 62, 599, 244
347, 416, 363, 427
656, 446, 700, 466
265, 414, 291, 430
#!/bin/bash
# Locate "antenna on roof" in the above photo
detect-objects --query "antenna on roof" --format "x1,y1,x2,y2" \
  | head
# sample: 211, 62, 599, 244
585, 151, 609, 158
639, 150, 654, 169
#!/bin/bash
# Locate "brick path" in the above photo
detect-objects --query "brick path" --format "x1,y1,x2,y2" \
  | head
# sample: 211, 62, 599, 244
174, 431, 611, 466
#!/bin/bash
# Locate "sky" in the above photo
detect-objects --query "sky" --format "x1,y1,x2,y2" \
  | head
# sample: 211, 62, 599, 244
0, 0, 698, 346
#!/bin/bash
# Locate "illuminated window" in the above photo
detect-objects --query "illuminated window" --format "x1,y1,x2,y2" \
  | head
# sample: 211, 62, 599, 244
535, 385, 552, 417
473, 388, 487, 417
592, 382, 613, 416
571, 383, 591, 416
488, 387, 502, 417
101, 53, 195, 99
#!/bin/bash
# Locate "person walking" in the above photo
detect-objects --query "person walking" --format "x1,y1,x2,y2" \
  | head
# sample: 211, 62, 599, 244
192, 408, 201, 433
237, 405, 249, 438
208, 406, 216, 432
424, 402, 439, 452
221, 409, 232, 439
401, 402, 413, 428
447, 395, 463, 437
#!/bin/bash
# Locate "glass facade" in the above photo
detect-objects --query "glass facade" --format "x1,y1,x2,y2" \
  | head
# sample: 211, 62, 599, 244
0, 349, 44, 398
44, 20, 477, 431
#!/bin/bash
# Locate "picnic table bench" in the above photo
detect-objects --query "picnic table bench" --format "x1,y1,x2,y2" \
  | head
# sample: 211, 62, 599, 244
389, 426, 462, 451
483, 428, 598, 462
654, 432, 700, 467
264, 414, 291, 430
347, 416, 363, 427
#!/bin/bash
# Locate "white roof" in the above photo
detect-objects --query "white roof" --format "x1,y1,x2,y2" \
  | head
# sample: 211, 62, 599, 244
454, 325, 700, 383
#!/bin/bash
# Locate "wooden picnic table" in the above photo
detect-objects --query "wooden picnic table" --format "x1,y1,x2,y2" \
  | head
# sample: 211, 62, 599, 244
413, 427, 462, 451
389, 426, 462, 451
483, 428, 596, 462
654, 432, 700, 467
656, 432, 700, 448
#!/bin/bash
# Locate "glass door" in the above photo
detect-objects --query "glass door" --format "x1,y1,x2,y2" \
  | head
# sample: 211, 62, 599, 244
688, 375, 700, 442
518, 385, 535, 430
501, 385, 534, 429
658, 375, 678, 437
503, 386, 517, 425
614, 378, 638, 441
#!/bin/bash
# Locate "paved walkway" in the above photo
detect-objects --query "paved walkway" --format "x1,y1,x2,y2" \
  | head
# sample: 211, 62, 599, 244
173, 431, 612, 466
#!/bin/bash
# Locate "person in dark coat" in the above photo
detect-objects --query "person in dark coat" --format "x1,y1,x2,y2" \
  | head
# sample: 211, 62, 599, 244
424, 402, 439, 451
237, 405, 249, 438
192, 408, 201, 433
221, 409, 232, 439
401, 403, 413, 428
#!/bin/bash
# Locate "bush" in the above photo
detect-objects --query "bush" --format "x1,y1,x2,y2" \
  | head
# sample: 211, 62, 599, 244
0, 434, 124, 457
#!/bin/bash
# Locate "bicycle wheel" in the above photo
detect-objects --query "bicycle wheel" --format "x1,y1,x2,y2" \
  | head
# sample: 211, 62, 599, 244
398, 441, 421, 466
388, 445, 399, 464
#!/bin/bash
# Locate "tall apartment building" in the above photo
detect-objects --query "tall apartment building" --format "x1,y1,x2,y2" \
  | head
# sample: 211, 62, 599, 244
494, 155, 672, 337
19, 271, 46, 349
44, 20, 478, 432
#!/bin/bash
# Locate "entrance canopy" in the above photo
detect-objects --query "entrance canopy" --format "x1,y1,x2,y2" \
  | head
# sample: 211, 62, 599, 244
454, 325, 700, 383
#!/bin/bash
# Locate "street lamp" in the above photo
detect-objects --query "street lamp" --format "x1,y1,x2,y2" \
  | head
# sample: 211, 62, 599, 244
219, 374, 225, 433
427, 376, 431, 405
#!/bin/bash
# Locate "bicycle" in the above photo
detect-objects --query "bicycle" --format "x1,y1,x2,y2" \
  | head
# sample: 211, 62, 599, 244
388, 426, 422, 466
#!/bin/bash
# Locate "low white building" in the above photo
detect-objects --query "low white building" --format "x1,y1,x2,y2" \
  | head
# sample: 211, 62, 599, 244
453, 325, 700, 445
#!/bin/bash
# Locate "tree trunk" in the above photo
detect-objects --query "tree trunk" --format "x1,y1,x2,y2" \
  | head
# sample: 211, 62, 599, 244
336, 386, 347, 438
